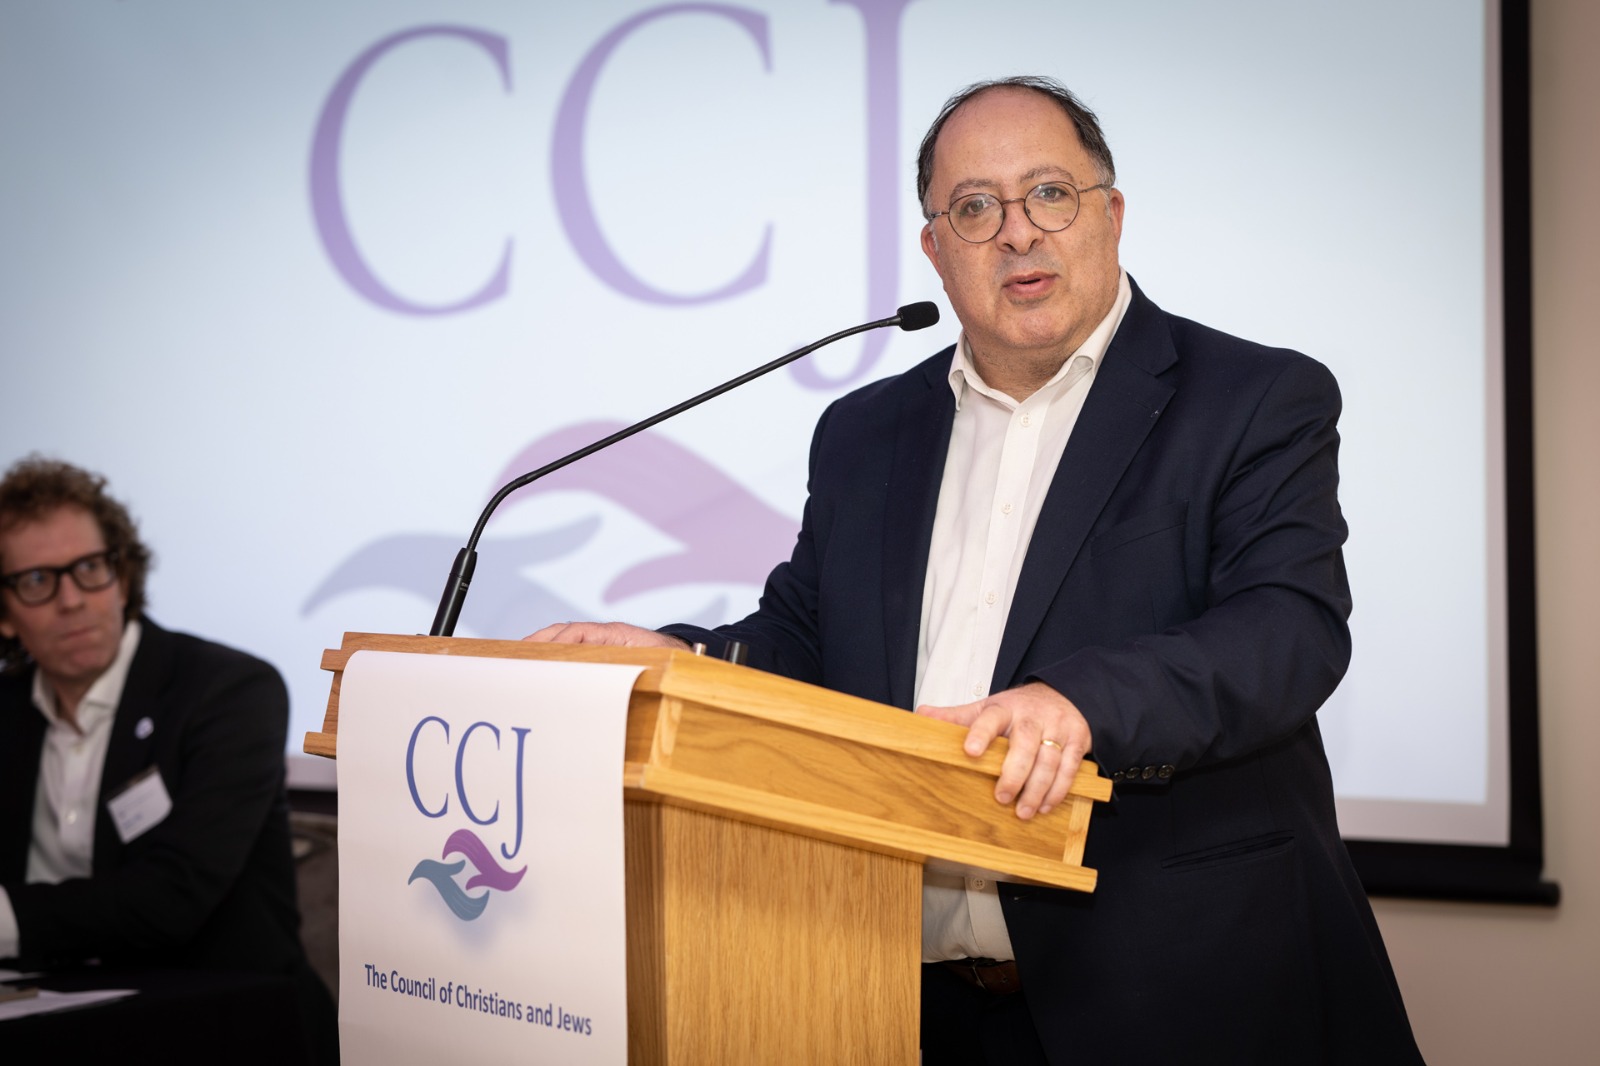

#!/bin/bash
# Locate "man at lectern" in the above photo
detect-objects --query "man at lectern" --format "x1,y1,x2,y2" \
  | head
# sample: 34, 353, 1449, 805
0, 456, 335, 1061
528, 77, 1423, 1064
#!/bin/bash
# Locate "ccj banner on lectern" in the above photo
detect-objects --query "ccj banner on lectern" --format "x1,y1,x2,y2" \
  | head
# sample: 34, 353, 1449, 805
335, 651, 642, 1064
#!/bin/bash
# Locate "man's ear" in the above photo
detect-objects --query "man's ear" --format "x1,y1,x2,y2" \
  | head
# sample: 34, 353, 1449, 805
920, 222, 945, 280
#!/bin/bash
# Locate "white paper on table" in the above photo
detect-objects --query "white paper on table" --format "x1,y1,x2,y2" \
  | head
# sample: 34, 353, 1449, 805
0, 987, 137, 1021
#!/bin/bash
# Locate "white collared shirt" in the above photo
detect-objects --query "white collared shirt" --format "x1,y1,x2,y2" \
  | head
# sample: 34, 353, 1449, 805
919, 272, 1132, 963
0, 619, 142, 958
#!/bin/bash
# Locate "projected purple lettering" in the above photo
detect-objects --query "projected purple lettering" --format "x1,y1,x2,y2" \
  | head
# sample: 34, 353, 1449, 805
309, 25, 513, 316
310, 1, 918, 386
794, 0, 916, 388
552, 4, 772, 306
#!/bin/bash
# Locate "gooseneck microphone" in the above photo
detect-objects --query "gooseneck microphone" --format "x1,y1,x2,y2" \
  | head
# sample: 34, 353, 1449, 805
428, 301, 941, 637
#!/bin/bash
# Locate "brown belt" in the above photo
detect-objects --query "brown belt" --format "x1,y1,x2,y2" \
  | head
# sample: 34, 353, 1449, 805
940, 957, 1022, 995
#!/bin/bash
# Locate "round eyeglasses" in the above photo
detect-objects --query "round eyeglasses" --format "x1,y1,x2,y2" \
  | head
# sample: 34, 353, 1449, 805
926, 180, 1114, 244
1, 549, 121, 606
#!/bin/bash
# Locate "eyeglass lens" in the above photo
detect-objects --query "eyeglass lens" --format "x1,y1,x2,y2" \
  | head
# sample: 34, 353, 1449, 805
948, 183, 1081, 243
4, 552, 118, 605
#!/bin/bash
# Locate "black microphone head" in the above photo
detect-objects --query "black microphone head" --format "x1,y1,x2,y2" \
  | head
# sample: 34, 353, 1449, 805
895, 301, 940, 332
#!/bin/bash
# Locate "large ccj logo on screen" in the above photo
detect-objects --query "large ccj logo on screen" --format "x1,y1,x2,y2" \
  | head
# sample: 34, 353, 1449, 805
307, 1, 918, 390
300, 3, 919, 634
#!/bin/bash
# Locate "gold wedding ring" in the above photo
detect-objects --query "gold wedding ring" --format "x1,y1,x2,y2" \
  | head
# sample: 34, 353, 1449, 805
1040, 738, 1063, 751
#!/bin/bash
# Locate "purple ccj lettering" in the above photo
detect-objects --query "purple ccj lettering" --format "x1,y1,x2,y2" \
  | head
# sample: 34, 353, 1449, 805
310, 2, 921, 385
309, 25, 513, 315
789, 0, 918, 389
551, 4, 773, 307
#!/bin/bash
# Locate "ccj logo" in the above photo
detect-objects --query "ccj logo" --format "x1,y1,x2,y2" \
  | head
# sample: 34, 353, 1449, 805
403, 716, 532, 922
409, 828, 526, 921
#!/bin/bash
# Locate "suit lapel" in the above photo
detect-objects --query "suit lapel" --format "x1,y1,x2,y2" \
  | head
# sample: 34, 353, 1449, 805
882, 353, 957, 709
992, 283, 1178, 689
0, 680, 47, 881
94, 621, 171, 864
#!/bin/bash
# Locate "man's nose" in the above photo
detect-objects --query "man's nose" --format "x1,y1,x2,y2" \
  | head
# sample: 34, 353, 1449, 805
995, 199, 1043, 255
54, 574, 87, 610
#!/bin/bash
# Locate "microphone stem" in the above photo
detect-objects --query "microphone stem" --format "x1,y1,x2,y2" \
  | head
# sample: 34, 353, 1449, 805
465, 314, 898, 549
429, 308, 914, 636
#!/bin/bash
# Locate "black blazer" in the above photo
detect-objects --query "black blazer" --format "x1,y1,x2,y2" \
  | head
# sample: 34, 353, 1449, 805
0, 618, 305, 976
665, 279, 1424, 1064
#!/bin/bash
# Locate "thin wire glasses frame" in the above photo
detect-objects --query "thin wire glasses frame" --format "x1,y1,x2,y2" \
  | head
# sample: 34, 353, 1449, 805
1, 549, 122, 606
927, 180, 1116, 244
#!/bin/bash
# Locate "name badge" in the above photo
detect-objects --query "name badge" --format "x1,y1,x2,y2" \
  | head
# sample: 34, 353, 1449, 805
106, 766, 173, 844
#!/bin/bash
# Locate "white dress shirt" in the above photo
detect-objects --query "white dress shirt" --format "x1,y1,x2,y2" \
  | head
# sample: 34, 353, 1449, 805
918, 272, 1131, 963
0, 619, 142, 959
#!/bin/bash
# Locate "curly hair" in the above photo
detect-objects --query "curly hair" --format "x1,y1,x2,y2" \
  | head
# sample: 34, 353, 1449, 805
0, 455, 153, 673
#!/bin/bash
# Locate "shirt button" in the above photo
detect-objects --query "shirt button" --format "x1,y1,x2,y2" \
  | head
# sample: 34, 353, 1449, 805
1020, 414, 1032, 427
973, 879, 986, 890
66, 810, 78, 825
972, 683, 984, 697
1001, 502, 1013, 515
984, 590, 997, 605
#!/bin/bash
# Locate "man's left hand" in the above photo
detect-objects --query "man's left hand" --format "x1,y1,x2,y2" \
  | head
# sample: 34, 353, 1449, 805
915, 682, 1091, 820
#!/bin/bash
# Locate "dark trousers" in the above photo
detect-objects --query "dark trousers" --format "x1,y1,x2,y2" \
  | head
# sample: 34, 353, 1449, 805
920, 962, 1051, 1066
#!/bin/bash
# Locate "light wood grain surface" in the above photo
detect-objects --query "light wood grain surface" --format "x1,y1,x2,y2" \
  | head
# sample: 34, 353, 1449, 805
308, 633, 1114, 1063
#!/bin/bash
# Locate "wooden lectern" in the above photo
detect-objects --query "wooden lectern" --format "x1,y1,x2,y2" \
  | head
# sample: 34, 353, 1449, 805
305, 633, 1111, 1064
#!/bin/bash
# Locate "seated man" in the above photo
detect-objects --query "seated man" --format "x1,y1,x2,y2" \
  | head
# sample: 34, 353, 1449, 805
0, 456, 334, 1061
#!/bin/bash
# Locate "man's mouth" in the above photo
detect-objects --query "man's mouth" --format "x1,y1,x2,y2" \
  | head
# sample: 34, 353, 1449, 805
1003, 272, 1054, 296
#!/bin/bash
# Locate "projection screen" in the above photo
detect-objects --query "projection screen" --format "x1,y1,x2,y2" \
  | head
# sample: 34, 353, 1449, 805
0, 0, 1545, 898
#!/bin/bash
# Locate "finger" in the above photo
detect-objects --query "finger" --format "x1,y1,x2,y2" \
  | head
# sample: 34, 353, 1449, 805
1018, 738, 1087, 819
523, 622, 623, 644
914, 701, 983, 727
965, 698, 1014, 760
1011, 738, 1066, 819
993, 714, 1046, 806
576, 624, 691, 648
522, 622, 576, 642
1035, 754, 1079, 817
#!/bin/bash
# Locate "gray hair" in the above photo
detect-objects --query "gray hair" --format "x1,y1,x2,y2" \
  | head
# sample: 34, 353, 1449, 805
916, 75, 1116, 215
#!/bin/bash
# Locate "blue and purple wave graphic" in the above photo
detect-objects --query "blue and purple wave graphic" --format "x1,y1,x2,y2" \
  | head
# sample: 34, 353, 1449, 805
408, 828, 528, 921
300, 421, 796, 636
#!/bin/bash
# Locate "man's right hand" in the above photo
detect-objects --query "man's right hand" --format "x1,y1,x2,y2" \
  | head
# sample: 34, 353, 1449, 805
522, 621, 690, 648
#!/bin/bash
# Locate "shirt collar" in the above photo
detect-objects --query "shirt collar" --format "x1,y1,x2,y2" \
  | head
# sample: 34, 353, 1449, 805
31, 618, 143, 732
946, 269, 1132, 410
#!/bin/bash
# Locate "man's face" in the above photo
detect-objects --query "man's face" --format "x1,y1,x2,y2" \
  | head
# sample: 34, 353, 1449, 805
920, 87, 1125, 373
0, 506, 128, 694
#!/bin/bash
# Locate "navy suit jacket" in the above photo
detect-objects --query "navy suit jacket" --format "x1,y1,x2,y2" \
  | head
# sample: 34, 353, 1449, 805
665, 279, 1423, 1063
0, 618, 306, 977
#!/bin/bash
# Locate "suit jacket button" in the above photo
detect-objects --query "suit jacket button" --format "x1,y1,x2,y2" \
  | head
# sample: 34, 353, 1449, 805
1125, 767, 1142, 781
1112, 771, 1125, 783
1141, 766, 1157, 780
1158, 764, 1175, 780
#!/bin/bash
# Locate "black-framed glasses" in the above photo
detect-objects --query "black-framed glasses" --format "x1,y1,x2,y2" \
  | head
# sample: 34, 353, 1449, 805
927, 180, 1115, 244
1, 549, 121, 606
